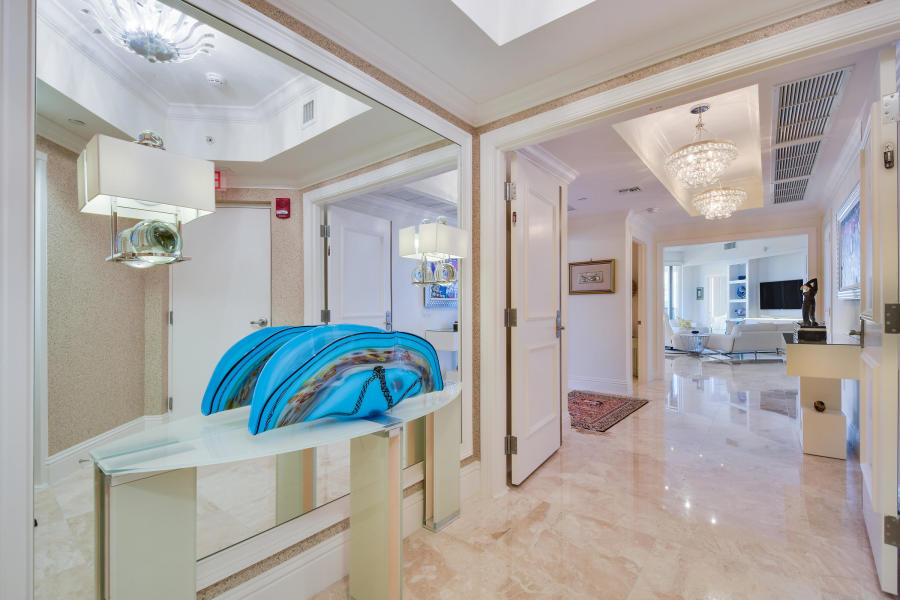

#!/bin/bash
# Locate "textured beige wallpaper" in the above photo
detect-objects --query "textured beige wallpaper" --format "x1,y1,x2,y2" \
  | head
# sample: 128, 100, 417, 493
216, 188, 304, 325
39, 136, 168, 454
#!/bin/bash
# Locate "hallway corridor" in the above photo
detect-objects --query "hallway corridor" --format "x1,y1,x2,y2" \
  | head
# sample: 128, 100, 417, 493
318, 357, 886, 599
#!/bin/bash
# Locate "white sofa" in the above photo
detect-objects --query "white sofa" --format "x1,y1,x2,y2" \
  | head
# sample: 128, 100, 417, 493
664, 316, 710, 353
706, 321, 795, 358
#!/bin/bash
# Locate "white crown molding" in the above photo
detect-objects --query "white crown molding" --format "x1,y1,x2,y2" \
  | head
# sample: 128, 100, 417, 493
35, 114, 88, 154
303, 144, 459, 205
265, 0, 479, 125
517, 145, 579, 184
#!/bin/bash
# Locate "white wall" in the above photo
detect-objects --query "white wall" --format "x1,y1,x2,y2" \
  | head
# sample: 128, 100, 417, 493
567, 212, 630, 394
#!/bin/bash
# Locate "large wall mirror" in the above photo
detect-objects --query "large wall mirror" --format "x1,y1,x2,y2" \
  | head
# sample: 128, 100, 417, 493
32, 0, 464, 596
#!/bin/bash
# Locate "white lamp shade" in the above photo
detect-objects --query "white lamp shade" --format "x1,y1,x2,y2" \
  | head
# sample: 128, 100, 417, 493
399, 221, 468, 261
77, 134, 215, 224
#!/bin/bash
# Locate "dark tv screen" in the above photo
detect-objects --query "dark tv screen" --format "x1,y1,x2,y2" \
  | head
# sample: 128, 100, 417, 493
759, 279, 803, 310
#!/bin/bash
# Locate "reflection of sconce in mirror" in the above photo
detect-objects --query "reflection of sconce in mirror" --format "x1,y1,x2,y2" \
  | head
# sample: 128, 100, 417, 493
77, 132, 215, 268
398, 216, 467, 286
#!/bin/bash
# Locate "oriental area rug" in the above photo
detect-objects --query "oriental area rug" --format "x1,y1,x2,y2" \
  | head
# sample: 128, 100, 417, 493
567, 390, 649, 433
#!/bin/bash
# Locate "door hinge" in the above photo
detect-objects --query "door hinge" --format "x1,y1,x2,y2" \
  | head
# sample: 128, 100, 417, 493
320, 224, 331, 238
167, 396, 173, 411
504, 181, 516, 202
320, 308, 331, 324
504, 308, 517, 327
882, 91, 899, 124
885, 304, 900, 334
168, 310, 173, 325
886, 515, 900, 547
504, 435, 518, 455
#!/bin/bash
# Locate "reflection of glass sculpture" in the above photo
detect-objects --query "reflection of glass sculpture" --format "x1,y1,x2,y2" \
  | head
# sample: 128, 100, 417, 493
202, 326, 317, 415
201, 325, 444, 434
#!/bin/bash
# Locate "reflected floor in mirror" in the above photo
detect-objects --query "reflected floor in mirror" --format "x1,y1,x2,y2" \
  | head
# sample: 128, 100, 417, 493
33, 443, 350, 599
316, 357, 886, 599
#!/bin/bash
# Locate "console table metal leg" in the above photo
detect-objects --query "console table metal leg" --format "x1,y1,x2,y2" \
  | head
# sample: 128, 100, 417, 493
95, 466, 196, 600
350, 427, 403, 600
424, 395, 460, 531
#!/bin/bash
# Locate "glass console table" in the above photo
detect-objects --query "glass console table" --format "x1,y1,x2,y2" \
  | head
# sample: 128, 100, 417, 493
91, 382, 462, 600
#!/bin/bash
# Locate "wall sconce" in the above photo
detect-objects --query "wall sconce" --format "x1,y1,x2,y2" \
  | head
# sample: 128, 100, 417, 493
398, 217, 467, 286
77, 131, 215, 268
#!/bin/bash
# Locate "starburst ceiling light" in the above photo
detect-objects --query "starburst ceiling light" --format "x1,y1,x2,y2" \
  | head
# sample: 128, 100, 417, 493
692, 187, 747, 220
665, 105, 738, 188
82, 0, 214, 64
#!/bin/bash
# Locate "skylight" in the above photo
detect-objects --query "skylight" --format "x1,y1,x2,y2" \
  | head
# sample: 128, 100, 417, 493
448, 0, 597, 46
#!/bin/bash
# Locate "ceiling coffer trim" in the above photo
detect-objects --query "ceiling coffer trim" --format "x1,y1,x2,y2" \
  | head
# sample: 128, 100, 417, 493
770, 66, 850, 204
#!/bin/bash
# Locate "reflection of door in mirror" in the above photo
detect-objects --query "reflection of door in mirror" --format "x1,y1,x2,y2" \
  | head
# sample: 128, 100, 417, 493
33, 0, 459, 595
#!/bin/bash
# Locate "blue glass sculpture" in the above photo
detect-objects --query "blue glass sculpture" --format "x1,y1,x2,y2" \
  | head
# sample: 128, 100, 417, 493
202, 326, 318, 415
248, 326, 443, 434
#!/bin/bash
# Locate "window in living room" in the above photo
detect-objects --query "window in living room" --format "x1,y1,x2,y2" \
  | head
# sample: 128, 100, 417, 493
664, 264, 681, 320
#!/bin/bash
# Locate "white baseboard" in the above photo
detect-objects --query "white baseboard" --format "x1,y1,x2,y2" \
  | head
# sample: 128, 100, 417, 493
44, 413, 170, 485
214, 461, 481, 600
568, 376, 632, 395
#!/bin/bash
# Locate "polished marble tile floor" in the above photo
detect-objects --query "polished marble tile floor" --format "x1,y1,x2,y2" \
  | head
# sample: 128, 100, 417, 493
316, 356, 889, 599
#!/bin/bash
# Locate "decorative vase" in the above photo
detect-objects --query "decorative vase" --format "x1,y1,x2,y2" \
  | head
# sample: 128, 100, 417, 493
814, 400, 826, 412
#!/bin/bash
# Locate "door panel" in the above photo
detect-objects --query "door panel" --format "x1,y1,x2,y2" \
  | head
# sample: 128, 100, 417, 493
859, 47, 899, 594
509, 151, 562, 485
327, 206, 391, 328
171, 207, 271, 420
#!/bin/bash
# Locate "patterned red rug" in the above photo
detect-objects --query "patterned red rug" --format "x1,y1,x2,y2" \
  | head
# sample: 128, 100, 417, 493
567, 390, 649, 433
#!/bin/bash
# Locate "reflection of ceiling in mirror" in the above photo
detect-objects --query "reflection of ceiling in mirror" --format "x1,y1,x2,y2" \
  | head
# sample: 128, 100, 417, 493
35, 0, 386, 164
333, 169, 460, 225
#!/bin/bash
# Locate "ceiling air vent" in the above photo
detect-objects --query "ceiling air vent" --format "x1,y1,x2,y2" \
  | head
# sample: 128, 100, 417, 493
775, 68, 847, 144
723, 242, 737, 250
302, 100, 315, 125
773, 179, 809, 204
770, 67, 849, 204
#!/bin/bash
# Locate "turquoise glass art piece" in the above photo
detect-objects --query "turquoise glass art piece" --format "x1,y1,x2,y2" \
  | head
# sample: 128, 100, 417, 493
248, 326, 444, 434
202, 326, 318, 415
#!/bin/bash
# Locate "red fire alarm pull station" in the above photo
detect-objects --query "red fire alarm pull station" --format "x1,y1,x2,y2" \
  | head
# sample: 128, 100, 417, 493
275, 197, 290, 219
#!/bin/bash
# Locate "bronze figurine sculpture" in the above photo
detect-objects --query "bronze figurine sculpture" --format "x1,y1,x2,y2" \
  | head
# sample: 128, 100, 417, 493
801, 278, 818, 327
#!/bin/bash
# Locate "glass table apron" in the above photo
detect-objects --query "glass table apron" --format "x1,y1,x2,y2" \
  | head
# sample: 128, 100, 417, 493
91, 382, 462, 475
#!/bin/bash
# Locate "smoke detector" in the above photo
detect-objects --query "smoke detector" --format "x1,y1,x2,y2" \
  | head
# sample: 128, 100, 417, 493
206, 72, 226, 87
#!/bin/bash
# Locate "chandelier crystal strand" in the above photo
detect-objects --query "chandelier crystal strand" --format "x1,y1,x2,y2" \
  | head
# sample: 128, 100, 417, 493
83, 0, 214, 64
665, 105, 738, 188
692, 187, 747, 220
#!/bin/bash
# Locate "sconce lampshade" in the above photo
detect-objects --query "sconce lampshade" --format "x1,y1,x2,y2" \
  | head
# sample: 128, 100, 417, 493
399, 219, 468, 261
77, 134, 215, 224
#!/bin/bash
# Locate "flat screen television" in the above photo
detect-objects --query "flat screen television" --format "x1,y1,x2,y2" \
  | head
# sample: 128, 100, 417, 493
759, 279, 803, 310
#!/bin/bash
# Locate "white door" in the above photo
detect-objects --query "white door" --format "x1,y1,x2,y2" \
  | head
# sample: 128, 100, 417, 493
171, 206, 271, 420
859, 46, 899, 594
326, 206, 391, 328
508, 151, 563, 485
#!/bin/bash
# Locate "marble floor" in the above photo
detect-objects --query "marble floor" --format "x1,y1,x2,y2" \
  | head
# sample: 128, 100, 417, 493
315, 356, 890, 599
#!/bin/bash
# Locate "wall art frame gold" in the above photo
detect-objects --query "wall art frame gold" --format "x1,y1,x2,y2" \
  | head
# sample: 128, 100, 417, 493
569, 259, 615, 294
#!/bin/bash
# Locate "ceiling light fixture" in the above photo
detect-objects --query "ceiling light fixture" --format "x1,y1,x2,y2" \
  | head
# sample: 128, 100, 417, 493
692, 187, 746, 220
82, 0, 214, 64
665, 105, 738, 188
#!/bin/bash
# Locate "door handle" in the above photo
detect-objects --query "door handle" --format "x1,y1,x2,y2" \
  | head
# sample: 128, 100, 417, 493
556, 310, 565, 338
250, 317, 269, 327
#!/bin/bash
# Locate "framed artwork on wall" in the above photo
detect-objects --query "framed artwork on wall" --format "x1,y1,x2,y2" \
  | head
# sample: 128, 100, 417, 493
424, 259, 459, 308
569, 259, 615, 294
696, 287, 704, 300
837, 188, 861, 300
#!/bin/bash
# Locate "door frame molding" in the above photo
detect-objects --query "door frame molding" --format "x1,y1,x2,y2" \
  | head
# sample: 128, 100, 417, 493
479, 3, 900, 498
301, 144, 473, 460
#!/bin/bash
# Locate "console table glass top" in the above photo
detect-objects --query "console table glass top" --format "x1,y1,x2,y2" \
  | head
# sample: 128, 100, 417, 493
92, 382, 462, 475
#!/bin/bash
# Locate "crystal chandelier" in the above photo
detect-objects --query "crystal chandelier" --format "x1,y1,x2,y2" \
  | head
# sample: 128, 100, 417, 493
692, 187, 747, 220
665, 105, 738, 188
82, 0, 214, 64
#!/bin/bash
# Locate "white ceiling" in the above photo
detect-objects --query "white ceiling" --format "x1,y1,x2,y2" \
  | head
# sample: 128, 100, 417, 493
540, 41, 881, 225
447, 0, 597, 46
270, 0, 843, 124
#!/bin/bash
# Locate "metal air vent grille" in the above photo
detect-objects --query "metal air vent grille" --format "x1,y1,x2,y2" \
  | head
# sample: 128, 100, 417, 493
775, 69, 845, 144
773, 179, 809, 204
773, 141, 821, 181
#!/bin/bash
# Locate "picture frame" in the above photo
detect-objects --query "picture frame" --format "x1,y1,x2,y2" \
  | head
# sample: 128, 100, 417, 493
696, 287, 704, 300
837, 189, 861, 300
424, 259, 459, 308
569, 259, 615, 294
